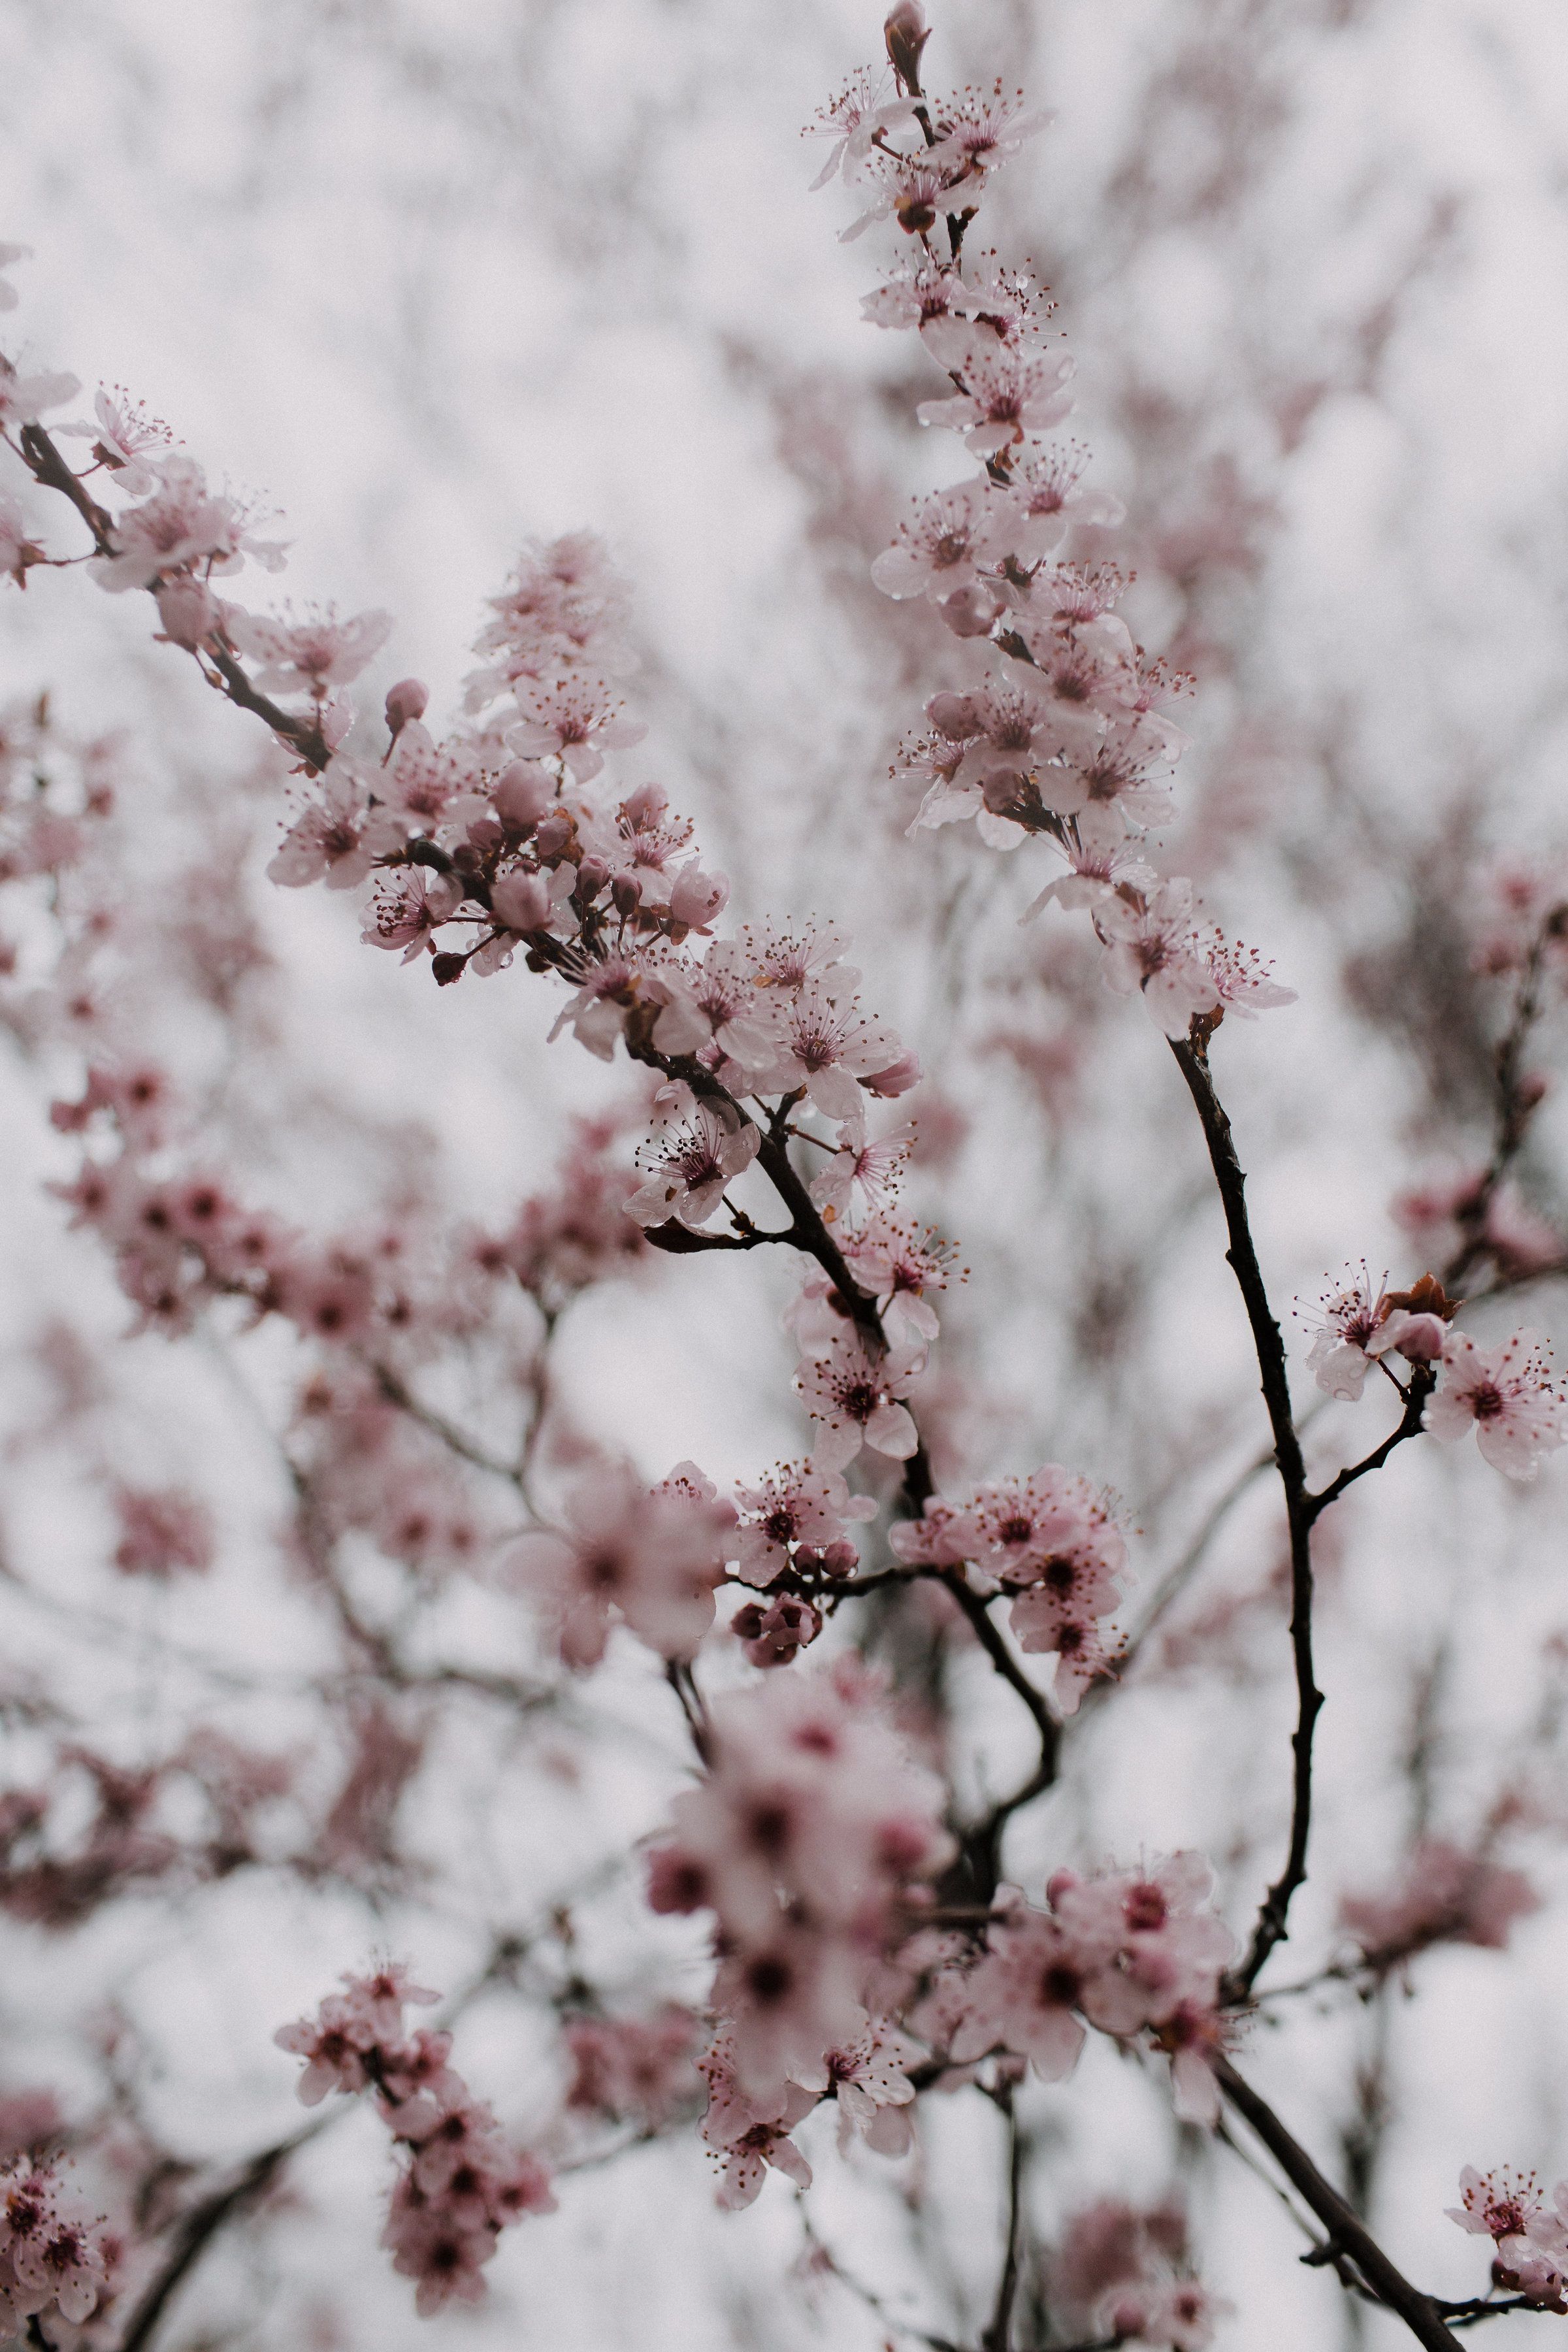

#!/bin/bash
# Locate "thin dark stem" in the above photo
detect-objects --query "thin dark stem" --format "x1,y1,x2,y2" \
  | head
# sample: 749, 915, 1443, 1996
1445, 927, 1554, 1290
1215, 2057, 1462, 2352
1168, 1035, 1319, 1996
1305, 1370, 1435, 1522
116, 2126, 327, 2352
368, 1357, 531, 1488
981, 2090, 1025, 2352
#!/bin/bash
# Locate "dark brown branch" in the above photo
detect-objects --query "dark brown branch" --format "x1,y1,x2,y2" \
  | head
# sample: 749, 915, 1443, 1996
1216, 2058, 1462, 2352
116, 2125, 327, 2352
981, 2089, 1026, 2352
1445, 924, 1557, 1290
1306, 1370, 1435, 1522
1168, 1035, 1319, 1995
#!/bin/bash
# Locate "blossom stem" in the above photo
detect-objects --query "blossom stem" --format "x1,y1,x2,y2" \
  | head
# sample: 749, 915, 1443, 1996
1445, 926, 1552, 1290
1215, 2057, 1463, 2351
1305, 1372, 1434, 1522
981, 2088, 1026, 2352
14, 417, 333, 772
1167, 1034, 1320, 1997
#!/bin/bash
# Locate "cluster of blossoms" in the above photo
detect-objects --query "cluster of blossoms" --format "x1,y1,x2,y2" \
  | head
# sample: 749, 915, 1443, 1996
1302, 1266, 1567, 1481
1468, 857, 1568, 983
1449, 2168, 1568, 2311
276, 1966, 555, 2316
891, 1466, 1128, 1712
913, 1852, 1237, 2125
1339, 1839, 1539, 1973
1049, 2197, 1226, 2351
561, 2005, 700, 2133
647, 1657, 949, 2195
808, 37, 1296, 1036
0, 2156, 108, 2342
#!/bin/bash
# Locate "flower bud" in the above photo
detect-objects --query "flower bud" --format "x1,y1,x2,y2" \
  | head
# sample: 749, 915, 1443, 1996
861, 1049, 922, 1098
493, 760, 555, 835
384, 678, 429, 742
155, 578, 220, 649
669, 864, 730, 929
574, 855, 610, 903
612, 872, 642, 918
490, 871, 552, 933
533, 813, 573, 860
885, 1, 930, 95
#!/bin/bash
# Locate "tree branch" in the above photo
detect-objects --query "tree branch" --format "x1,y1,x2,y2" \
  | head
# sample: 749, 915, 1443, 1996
1168, 1035, 1319, 1995
1215, 2057, 1463, 2351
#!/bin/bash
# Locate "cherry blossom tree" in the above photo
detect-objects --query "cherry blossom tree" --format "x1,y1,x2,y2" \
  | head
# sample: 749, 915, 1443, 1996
3, 7, 1568, 2352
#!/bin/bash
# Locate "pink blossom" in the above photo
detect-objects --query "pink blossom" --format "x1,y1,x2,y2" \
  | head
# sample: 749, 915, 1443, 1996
808, 1119, 914, 1226
1052, 1854, 1236, 2034
840, 1215, 958, 1351
626, 1102, 760, 1228
274, 1993, 377, 2104
860, 253, 961, 330
697, 2037, 815, 2209
1424, 1327, 1567, 1479
0, 495, 44, 587
0, 355, 80, 433
804, 69, 921, 193
110, 1484, 213, 1579
1096, 879, 1221, 1037
58, 385, 174, 496
1004, 443, 1125, 560
227, 602, 391, 698
796, 1331, 920, 1469
564, 2006, 698, 2130
917, 325, 1075, 454
0, 243, 29, 310
871, 482, 1009, 602
825, 2019, 920, 2153
267, 761, 380, 890
755, 977, 911, 1120
1448, 2165, 1554, 2285
340, 1963, 440, 2046
1339, 1839, 1541, 1967
952, 1906, 1096, 2080
732, 1592, 824, 1667
89, 455, 282, 593
507, 673, 645, 781
1200, 929, 1296, 1017
472, 532, 634, 691
927, 91, 1053, 191
508, 1462, 734, 1668
381, 2185, 497, 2317
1111, 2277, 1226, 2350
732, 1461, 875, 1588
384, 676, 429, 740
361, 867, 465, 960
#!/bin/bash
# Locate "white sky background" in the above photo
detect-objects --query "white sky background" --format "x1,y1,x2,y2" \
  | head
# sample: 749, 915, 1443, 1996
5, 3, 1568, 2349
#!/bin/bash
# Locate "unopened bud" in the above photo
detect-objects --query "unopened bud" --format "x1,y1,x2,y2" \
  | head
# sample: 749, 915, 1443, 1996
384, 677, 429, 742
574, 854, 610, 902
155, 578, 220, 649
885, 1, 930, 96
430, 951, 465, 987
612, 872, 642, 918
490, 870, 552, 933
493, 759, 555, 835
533, 813, 573, 860
669, 864, 730, 929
